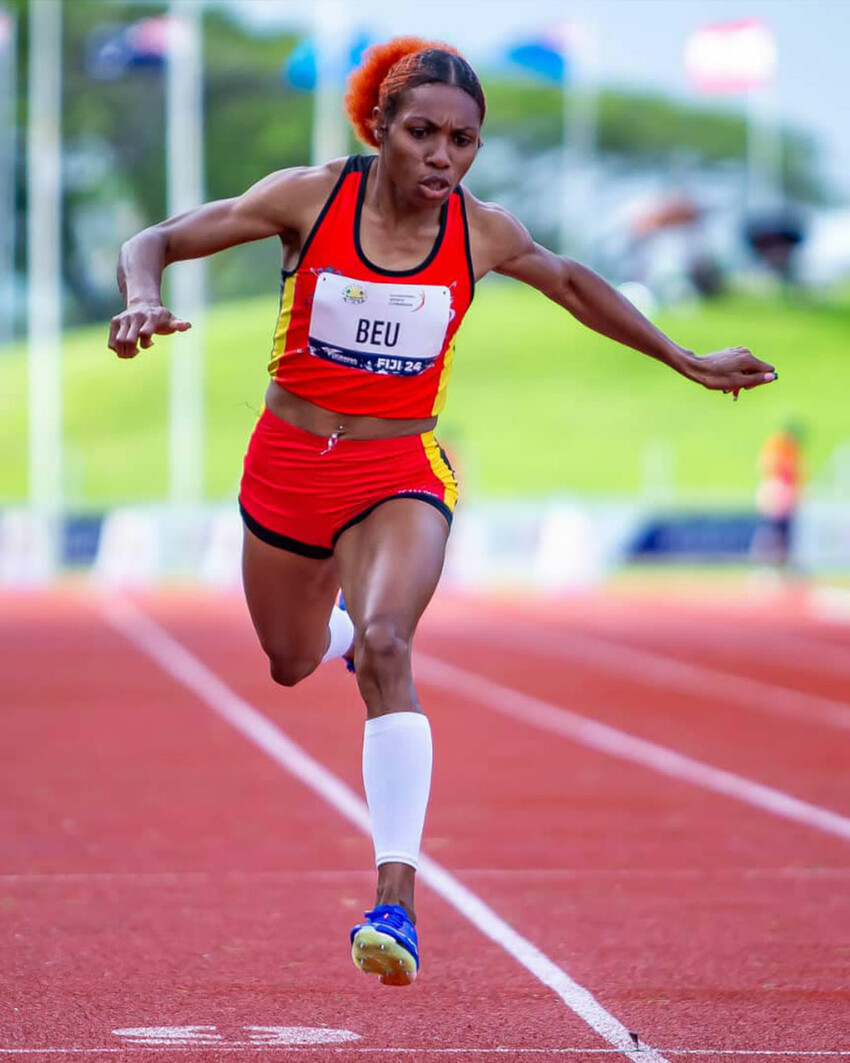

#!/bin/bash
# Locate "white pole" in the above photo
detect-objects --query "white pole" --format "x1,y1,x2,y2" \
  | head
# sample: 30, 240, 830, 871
312, 0, 349, 166
560, 22, 598, 261
0, 9, 17, 344
746, 84, 783, 214
166, 0, 205, 507
26, 0, 63, 571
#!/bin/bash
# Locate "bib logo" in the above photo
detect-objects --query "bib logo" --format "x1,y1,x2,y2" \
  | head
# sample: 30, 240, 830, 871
341, 283, 367, 305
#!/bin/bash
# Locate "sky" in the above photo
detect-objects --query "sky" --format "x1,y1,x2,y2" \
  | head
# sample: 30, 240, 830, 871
220, 0, 850, 204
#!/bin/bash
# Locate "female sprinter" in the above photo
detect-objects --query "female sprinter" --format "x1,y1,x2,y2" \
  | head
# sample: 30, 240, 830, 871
108, 38, 777, 987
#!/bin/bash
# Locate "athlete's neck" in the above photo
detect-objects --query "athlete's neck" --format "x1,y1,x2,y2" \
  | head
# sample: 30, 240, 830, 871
368, 156, 443, 226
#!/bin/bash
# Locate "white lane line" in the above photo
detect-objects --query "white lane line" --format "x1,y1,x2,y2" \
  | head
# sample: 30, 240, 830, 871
415, 653, 850, 843
2, 1048, 850, 1056
458, 623, 850, 733
810, 585, 850, 624
573, 614, 850, 684
4, 866, 848, 884
99, 595, 665, 1063
0, 870, 374, 884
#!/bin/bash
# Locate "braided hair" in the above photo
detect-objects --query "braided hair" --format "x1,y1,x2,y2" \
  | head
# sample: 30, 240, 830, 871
344, 37, 486, 148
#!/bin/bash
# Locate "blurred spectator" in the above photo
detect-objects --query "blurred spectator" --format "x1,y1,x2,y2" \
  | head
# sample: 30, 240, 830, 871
626, 194, 725, 304
751, 423, 805, 569
744, 211, 806, 288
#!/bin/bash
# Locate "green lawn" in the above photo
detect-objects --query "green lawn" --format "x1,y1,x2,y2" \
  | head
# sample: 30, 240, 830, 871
1, 282, 846, 508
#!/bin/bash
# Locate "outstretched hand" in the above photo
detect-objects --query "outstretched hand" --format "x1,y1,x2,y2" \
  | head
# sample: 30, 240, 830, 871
108, 303, 191, 360
688, 346, 777, 400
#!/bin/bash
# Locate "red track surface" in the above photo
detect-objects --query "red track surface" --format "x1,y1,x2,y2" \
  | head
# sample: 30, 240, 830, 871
1, 585, 848, 1060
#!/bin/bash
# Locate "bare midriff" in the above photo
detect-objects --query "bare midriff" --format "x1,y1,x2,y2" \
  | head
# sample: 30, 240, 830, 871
265, 380, 438, 440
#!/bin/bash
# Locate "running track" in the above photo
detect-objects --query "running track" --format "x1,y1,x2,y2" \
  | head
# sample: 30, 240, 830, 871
1, 585, 848, 1060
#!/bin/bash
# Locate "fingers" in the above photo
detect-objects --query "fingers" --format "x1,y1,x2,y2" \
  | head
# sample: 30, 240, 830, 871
733, 346, 775, 375
725, 373, 776, 392
722, 371, 778, 399
107, 308, 191, 358
109, 313, 141, 360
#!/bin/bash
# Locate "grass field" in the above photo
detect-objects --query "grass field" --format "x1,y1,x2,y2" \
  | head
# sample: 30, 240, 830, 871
1, 281, 846, 508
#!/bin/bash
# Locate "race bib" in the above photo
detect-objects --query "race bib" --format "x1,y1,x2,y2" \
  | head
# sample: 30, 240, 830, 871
308, 272, 452, 377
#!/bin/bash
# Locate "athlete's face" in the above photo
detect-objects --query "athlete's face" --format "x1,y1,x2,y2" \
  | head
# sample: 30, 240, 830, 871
377, 83, 481, 204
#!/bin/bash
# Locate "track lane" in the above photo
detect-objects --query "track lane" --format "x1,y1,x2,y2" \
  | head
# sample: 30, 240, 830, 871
517, 597, 850, 704
415, 609, 849, 815
0, 593, 613, 1058
138, 591, 850, 1056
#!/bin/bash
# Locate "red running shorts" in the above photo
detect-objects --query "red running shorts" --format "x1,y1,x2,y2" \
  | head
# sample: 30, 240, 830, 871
239, 408, 459, 558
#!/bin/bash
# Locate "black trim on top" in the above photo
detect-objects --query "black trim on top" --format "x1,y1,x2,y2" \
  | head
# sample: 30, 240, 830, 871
437, 442, 458, 483
240, 501, 333, 559
353, 155, 449, 277
280, 156, 358, 283
457, 187, 476, 301
331, 492, 454, 546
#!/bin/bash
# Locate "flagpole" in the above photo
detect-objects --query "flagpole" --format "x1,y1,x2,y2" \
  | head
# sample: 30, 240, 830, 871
746, 83, 783, 214
26, 0, 63, 575
560, 21, 597, 262
166, 0, 205, 512
0, 9, 17, 344
312, 0, 349, 165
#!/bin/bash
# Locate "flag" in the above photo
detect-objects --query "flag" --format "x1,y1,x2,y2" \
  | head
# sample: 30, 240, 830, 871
685, 18, 776, 95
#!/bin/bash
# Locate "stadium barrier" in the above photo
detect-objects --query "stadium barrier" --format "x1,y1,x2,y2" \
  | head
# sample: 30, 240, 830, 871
1, 500, 848, 588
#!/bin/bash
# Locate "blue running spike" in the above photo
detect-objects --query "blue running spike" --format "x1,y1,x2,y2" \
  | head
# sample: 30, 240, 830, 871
338, 592, 356, 673
350, 904, 419, 986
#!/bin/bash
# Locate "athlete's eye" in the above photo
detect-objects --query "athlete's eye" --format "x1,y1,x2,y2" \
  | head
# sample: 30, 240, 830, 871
409, 127, 427, 139
454, 135, 473, 147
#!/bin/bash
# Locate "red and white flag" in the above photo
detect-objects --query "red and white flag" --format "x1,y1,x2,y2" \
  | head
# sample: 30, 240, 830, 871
685, 18, 776, 94
0, 11, 13, 50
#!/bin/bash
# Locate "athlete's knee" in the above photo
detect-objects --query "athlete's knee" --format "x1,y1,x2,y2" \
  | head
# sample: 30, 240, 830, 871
357, 618, 410, 681
268, 653, 318, 687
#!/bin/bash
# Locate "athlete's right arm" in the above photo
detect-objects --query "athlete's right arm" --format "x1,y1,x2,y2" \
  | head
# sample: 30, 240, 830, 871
108, 161, 343, 359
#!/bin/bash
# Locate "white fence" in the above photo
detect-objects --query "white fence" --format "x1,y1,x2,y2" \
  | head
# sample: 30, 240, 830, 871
0, 499, 641, 590
1, 498, 848, 590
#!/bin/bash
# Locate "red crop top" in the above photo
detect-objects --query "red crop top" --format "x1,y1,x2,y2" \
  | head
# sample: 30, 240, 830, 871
267, 155, 475, 419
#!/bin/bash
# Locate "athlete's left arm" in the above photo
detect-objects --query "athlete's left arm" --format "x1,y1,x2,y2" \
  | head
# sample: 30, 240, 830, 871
469, 198, 777, 395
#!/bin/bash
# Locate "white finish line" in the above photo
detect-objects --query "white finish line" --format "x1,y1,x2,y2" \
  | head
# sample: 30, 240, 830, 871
100, 595, 666, 1063
1, 1046, 850, 1056
112, 1027, 360, 1046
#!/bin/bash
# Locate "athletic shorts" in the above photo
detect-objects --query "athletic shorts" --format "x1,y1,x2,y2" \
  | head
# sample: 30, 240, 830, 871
239, 407, 459, 559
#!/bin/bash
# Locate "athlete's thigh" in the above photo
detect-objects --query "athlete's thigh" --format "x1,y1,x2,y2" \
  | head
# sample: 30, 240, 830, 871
242, 524, 339, 660
334, 498, 450, 638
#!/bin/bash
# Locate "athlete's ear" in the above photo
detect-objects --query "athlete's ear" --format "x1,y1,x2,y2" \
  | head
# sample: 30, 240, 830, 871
372, 106, 387, 143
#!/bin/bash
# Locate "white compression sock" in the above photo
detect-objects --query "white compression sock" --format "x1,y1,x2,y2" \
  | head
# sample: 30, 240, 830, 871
321, 605, 355, 664
362, 712, 433, 869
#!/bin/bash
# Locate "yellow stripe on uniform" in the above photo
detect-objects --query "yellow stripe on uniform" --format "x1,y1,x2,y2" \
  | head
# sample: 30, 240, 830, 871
430, 336, 455, 416
267, 273, 297, 378
421, 432, 459, 513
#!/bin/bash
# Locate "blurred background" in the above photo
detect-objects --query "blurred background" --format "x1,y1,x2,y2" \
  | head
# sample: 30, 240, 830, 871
2, 0, 849, 599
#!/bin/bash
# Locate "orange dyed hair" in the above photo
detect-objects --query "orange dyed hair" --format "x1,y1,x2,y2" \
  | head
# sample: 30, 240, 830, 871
344, 37, 485, 148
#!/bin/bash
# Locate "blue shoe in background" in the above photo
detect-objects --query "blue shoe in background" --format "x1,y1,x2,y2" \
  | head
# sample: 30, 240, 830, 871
338, 592, 356, 673
350, 904, 419, 986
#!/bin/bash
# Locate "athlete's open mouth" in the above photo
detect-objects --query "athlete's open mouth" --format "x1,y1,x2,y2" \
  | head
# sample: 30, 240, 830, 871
420, 176, 451, 193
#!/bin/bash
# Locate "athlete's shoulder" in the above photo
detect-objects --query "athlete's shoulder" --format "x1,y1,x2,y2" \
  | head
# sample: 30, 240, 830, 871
460, 189, 534, 277
228, 159, 350, 241
241, 157, 349, 219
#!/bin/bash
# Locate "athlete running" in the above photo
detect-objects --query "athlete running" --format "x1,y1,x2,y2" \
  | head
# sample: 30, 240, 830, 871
108, 37, 777, 987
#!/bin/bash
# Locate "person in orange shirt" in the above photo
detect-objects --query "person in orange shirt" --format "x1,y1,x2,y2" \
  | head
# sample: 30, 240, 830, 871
752, 424, 804, 567
108, 37, 777, 986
